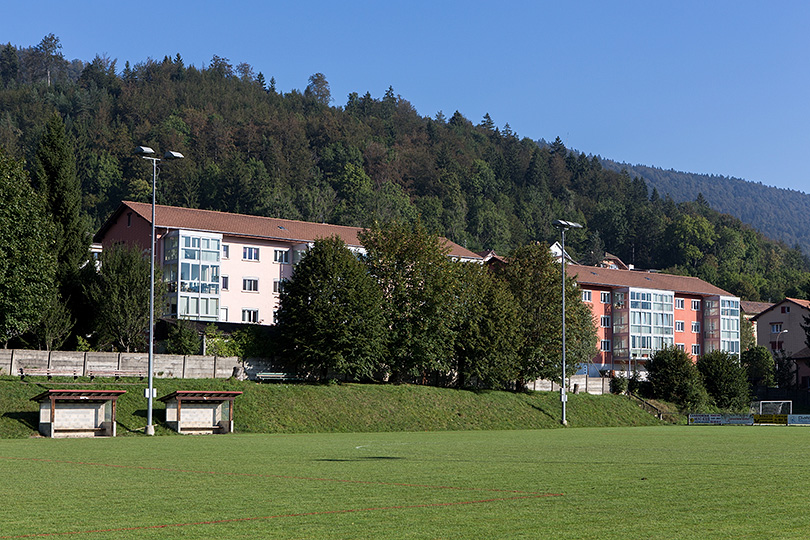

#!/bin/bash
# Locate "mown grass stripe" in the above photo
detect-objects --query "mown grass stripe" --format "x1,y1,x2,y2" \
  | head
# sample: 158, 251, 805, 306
0, 494, 561, 539
0, 455, 556, 496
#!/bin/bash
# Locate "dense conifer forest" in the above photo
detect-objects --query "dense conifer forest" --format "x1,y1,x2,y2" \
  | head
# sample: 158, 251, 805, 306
2, 36, 810, 304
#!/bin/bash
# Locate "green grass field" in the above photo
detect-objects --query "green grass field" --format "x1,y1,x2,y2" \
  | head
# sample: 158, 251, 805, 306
1, 426, 809, 539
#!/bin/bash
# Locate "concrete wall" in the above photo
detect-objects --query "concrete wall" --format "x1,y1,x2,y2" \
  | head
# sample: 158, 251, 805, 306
3, 350, 253, 379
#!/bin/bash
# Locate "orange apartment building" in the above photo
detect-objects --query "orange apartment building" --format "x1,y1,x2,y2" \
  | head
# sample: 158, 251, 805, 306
567, 264, 741, 375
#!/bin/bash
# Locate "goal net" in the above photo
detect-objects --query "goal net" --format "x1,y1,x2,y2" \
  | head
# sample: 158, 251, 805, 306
752, 401, 792, 415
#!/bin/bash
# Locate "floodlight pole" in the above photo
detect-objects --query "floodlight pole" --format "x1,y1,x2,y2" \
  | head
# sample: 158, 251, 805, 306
553, 219, 582, 426
135, 146, 183, 436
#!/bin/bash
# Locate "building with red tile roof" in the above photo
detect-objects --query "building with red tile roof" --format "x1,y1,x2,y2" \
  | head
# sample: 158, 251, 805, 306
566, 264, 740, 375
94, 201, 481, 326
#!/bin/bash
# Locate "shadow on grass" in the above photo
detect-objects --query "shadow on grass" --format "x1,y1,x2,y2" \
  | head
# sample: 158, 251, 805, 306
316, 456, 406, 462
522, 396, 559, 423
1, 411, 38, 431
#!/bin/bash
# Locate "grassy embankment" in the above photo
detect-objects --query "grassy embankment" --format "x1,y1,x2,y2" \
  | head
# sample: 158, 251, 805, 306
0, 375, 666, 438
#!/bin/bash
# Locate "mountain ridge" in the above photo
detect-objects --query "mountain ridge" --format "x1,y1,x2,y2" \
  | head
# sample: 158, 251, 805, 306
599, 158, 810, 255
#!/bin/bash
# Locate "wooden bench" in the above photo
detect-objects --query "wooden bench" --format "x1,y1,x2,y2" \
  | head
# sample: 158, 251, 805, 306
87, 369, 146, 381
19, 367, 78, 381
255, 372, 304, 382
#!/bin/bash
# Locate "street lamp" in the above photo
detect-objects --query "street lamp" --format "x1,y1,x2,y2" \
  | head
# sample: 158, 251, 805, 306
553, 219, 582, 426
776, 329, 788, 353
135, 145, 184, 436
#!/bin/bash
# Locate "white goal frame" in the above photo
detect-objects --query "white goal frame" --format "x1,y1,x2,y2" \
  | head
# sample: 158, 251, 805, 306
753, 401, 792, 415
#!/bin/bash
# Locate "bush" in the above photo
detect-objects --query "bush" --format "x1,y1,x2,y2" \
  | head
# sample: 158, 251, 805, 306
696, 350, 749, 410
647, 346, 709, 411
741, 346, 775, 389
610, 375, 628, 394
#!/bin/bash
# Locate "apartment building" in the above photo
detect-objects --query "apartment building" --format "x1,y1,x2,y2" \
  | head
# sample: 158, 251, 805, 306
94, 201, 482, 326
567, 264, 741, 375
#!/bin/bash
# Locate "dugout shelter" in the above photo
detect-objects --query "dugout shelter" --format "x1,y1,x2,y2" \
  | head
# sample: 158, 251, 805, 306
30, 389, 126, 438
158, 390, 242, 434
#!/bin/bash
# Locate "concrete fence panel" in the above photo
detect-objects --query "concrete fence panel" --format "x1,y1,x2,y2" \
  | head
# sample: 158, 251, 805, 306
119, 353, 149, 373
182, 355, 215, 379
14, 350, 49, 370
0, 350, 12, 375
215, 356, 241, 378
85, 352, 120, 372
49, 352, 86, 374
153, 355, 184, 378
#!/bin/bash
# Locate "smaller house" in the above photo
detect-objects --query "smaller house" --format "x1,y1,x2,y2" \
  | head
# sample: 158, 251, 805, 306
158, 390, 243, 434
752, 298, 810, 388
30, 390, 126, 438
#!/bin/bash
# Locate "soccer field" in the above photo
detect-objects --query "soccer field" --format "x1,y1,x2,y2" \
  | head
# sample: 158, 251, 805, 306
1, 426, 808, 539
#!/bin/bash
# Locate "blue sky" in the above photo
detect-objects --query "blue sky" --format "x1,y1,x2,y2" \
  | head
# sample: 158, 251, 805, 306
4, 1, 809, 193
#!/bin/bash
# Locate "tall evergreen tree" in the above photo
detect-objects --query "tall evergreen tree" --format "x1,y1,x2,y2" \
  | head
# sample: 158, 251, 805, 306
0, 150, 56, 346
34, 113, 88, 286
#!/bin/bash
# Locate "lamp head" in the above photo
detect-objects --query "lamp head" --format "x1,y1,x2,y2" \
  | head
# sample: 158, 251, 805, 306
135, 146, 155, 155
553, 219, 583, 230
163, 151, 184, 160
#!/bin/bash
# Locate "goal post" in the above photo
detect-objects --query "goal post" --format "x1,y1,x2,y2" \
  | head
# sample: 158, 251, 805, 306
752, 401, 792, 415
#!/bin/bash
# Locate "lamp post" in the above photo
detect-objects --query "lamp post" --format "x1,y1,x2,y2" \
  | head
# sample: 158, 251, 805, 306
135, 146, 184, 436
776, 329, 788, 353
553, 219, 582, 426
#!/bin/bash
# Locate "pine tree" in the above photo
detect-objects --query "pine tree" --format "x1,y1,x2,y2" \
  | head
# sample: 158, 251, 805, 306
34, 113, 88, 287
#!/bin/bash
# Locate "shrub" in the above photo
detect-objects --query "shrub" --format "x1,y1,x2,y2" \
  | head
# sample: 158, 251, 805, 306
647, 346, 709, 411
610, 375, 628, 394
741, 346, 775, 389
696, 350, 749, 410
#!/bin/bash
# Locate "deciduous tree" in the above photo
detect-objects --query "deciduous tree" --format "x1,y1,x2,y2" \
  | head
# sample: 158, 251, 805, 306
497, 243, 597, 384
277, 236, 385, 379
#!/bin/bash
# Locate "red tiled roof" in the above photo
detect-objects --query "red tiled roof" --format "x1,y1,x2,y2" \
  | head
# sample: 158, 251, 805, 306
751, 297, 810, 321
97, 201, 482, 260
566, 264, 733, 297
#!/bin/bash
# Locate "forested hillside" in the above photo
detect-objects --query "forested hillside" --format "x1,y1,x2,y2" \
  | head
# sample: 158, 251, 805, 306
600, 159, 810, 255
2, 36, 810, 304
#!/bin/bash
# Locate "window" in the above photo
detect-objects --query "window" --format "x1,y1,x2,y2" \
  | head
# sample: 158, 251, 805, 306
127, 212, 132, 227
692, 321, 701, 333
242, 278, 259, 292
600, 316, 611, 328
600, 291, 611, 304
676, 344, 685, 351
242, 309, 259, 323
692, 344, 701, 356
675, 321, 685, 332
770, 323, 783, 333
600, 340, 611, 352
782, 306, 790, 314
220, 307, 228, 322
273, 279, 287, 294
221, 275, 229, 291
274, 249, 290, 264
691, 299, 701, 311
581, 290, 592, 302
243, 246, 260, 261
222, 244, 230, 259
675, 298, 684, 310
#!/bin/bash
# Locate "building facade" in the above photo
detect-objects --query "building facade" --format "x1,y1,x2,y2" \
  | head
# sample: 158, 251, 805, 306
567, 264, 741, 375
94, 201, 482, 326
